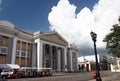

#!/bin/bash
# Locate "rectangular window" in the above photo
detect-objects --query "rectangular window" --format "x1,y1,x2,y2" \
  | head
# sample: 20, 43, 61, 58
22, 42, 26, 51
27, 52, 30, 58
16, 50, 20, 56
1, 46, 8, 54
17, 41, 21, 50
27, 58, 30, 67
21, 58, 25, 67
0, 55, 6, 64
27, 43, 31, 51
15, 57, 19, 65
1, 36, 8, 47
21, 51, 26, 57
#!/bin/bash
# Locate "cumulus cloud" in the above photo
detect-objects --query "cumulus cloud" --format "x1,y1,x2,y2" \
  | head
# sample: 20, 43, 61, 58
48, 0, 120, 54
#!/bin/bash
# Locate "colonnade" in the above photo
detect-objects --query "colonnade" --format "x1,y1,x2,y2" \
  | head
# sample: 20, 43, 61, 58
34, 39, 68, 72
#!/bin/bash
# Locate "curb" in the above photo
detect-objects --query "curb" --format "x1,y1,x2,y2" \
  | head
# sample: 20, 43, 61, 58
89, 74, 120, 81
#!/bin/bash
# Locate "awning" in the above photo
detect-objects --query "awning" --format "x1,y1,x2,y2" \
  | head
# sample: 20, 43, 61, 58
0, 64, 20, 69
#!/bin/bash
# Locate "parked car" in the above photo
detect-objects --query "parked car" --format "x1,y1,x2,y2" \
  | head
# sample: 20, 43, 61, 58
1, 69, 13, 79
0, 64, 20, 79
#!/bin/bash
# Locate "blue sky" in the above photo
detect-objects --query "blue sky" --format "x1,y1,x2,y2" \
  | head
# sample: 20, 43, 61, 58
0, 0, 98, 32
0, 0, 120, 56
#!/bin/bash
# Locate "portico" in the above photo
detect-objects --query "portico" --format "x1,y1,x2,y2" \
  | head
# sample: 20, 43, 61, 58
33, 31, 68, 71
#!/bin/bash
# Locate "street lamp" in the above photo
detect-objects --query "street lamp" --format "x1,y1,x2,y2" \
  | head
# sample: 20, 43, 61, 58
90, 31, 102, 81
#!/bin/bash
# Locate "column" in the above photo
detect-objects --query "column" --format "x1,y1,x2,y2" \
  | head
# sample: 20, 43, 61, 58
36, 39, 43, 69
11, 37, 17, 64
76, 52, 78, 70
64, 47, 67, 71
57, 48, 61, 71
67, 49, 70, 71
39, 41, 43, 68
25, 43, 28, 67
36, 39, 40, 69
29, 43, 32, 67
61, 48, 65, 71
55, 46, 58, 71
89, 63, 91, 71
49, 45, 52, 68
42, 43, 45, 67
70, 50, 73, 71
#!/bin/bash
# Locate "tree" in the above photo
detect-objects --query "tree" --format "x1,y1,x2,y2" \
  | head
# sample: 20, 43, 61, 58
103, 24, 120, 57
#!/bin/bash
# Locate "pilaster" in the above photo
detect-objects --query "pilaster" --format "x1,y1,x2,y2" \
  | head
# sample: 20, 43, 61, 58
39, 40, 43, 68
19, 41, 22, 66
11, 37, 17, 64
31, 43, 37, 67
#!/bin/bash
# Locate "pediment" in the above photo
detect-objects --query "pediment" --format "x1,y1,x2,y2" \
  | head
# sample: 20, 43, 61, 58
41, 32, 68, 46
47, 34, 62, 41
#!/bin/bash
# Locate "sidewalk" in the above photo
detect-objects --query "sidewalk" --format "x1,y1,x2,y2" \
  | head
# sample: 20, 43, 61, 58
89, 73, 120, 81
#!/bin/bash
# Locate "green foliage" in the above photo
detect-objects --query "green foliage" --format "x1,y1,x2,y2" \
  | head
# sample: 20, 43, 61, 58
103, 24, 120, 57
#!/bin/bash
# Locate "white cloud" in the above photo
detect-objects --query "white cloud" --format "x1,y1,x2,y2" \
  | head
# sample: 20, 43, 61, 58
48, 0, 120, 50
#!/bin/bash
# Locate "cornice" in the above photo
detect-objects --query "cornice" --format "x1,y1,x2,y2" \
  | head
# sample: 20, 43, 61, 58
40, 35, 68, 46
0, 25, 33, 41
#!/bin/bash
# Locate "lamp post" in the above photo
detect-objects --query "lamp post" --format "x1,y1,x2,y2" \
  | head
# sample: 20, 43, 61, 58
90, 31, 102, 81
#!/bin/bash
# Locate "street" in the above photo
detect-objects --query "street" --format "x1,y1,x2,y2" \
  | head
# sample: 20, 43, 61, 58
7, 71, 118, 81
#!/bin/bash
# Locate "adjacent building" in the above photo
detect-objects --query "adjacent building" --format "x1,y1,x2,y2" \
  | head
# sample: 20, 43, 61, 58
110, 57, 120, 72
0, 20, 78, 72
78, 54, 111, 71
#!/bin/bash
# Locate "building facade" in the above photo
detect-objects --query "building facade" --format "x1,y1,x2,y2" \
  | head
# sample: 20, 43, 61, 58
110, 57, 120, 72
78, 54, 110, 71
0, 20, 78, 72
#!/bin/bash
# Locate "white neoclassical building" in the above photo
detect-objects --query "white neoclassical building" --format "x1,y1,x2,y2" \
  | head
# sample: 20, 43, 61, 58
0, 20, 78, 72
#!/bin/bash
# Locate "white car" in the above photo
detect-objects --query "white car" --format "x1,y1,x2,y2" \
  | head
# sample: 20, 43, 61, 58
0, 69, 14, 79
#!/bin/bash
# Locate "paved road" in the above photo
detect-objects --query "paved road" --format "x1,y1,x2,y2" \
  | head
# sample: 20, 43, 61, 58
7, 71, 118, 81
